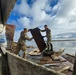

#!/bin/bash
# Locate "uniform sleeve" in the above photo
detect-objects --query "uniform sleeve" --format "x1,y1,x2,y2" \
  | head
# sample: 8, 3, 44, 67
20, 31, 25, 37
20, 31, 33, 41
24, 34, 33, 41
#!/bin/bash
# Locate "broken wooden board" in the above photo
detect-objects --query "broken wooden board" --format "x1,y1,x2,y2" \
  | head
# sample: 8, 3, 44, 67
51, 48, 65, 60
58, 66, 70, 73
30, 28, 46, 52
58, 56, 73, 72
28, 48, 42, 56
35, 53, 74, 75
38, 56, 66, 65
42, 56, 73, 73
62, 53, 75, 64
59, 57, 73, 75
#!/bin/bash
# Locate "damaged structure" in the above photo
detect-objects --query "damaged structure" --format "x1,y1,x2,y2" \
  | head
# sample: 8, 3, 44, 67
0, 0, 76, 75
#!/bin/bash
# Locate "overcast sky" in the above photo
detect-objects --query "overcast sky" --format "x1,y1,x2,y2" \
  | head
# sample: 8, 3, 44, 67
7, 0, 76, 42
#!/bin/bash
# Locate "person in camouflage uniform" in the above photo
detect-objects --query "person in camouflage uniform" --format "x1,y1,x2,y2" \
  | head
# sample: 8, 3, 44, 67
40, 25, 53, 51
15, 28, 33, 58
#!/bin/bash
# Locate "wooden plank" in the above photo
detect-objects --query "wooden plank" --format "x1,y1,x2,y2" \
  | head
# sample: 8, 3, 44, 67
30, 27, 46, 52
66, 53, 75, 57
51, 48, 65, 61
73, 52, 76, 75
60, 57, 73, 71
0, 47, 10, 75
58, 66, 70, 72
62, 53, 75, 64
37, 56, 66, 65
7, 51, 65, 75
28, 48, 41, 56
40, 56, 73, 73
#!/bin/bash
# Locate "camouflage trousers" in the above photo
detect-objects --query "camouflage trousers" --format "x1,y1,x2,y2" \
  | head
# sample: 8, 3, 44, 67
47, 37, 53, 51
15, 43, 27, 55
47, 37, 51, 44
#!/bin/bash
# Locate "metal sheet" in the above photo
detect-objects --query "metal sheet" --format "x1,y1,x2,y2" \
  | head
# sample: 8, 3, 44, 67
30, 27, 46, 52
0, 0, 16, 24
6, 24, 15, 49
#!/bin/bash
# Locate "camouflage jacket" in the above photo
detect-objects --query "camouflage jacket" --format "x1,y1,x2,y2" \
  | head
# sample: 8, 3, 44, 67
18, 31, 32, 45
40, 28, 51, 43
41, 28, 51, 37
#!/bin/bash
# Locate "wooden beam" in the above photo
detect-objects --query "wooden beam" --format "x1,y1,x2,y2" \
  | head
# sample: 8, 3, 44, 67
73, 52, 76, 75
58, 66, 70, 73
0, 47, 10, 75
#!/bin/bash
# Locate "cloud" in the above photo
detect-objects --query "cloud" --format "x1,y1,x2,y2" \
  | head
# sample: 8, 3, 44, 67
8, 0, 76, 41
14, 0, 30, 16
51, 0, 76, 34
18, 17, 31, 28
57, 0, 76, 18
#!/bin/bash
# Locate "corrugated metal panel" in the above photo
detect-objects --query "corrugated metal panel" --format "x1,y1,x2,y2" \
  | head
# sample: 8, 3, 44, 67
0, 0, 16, 24
30, 27, 46, 52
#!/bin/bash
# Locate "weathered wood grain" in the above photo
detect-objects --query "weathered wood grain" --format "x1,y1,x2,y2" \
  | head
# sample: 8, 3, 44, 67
7, 51, 65, 75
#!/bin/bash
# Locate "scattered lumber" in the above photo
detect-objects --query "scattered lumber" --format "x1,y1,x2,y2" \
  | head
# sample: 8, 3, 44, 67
58, 66, 70, 72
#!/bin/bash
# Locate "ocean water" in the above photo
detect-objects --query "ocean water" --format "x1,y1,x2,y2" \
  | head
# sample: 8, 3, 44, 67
16, 40, 76, 63
52, 41, 76, 55
26, 40, 76, 56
